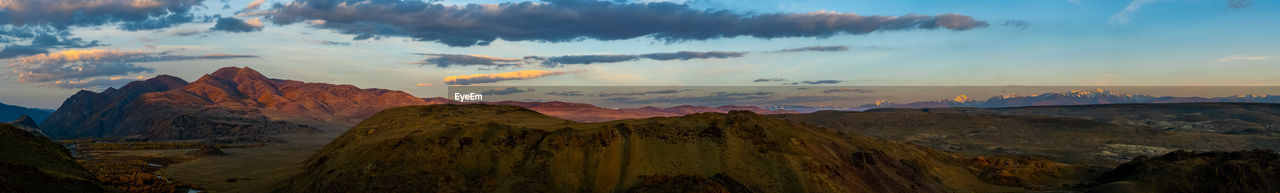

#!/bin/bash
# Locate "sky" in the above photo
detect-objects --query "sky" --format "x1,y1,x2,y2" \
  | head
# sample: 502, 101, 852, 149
1, 0, 1277, 109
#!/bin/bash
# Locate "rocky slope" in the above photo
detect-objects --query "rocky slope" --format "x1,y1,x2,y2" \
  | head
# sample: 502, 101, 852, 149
0, 123, 117, 193
1086, 150, 1280, 193
6, 115, 45, 136
273, 104, 1079, 193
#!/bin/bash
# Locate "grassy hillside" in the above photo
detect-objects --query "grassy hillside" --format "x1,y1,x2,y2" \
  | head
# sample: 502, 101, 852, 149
273, 104, 1082, 193
774, 110, 1280, 166
0, 123, 116, 193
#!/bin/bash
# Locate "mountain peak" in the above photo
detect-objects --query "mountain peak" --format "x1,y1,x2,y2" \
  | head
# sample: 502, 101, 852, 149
10, 115, 37, 128
209, 66, 270, 82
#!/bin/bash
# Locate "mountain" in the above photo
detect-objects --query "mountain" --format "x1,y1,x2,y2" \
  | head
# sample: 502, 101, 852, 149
773, 108, 1280, 166
914, 103, 1280, 136
41, 75, 189, 138
6, 115, 45, 136
1086, 150, 1280, 193
272, 104, 1080, 193
0, 101, 53, 123
0, 123, 117, 193
860, 89, 1280, 109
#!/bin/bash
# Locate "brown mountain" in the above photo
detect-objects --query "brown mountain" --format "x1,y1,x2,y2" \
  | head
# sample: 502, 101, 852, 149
41, 75, 189, 138
272, 104, 1080, 193
859, 89, 1280, 109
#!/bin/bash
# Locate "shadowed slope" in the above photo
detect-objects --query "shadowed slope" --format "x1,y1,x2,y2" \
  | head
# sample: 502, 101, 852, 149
0, 124, 116, 193
273, 104, 1069, 193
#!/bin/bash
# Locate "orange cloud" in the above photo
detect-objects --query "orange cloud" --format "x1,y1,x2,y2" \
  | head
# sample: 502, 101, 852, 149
444, 70, 585, 85
415, 83, 434, 87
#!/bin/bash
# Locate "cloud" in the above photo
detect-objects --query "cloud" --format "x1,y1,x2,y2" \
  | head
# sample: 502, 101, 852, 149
443, 69, 585, 85
0, 26, 105, 59
754, 78, 785, 82
596, 89, 690, 97
48, 76, 149, 89
211, 17, 264, 32
171, 29, 204, 36
244, 0, 267, 11
822, 88, 875, 94
535, 51, 746, 67
776, 46, 849, 53
791, 80, 842, 85
1218, 55, 1272, 62
419, 45, 849, 68
1228, 0, 1253, 8
415, 83, 433, 87
545, 91, 584, 96
1110, 0, 1161, 24
0, 0, 207, 31
416, 54, 528, 68
314, 40, 350, 46
480, 87, 535, 96
6, 49, 258, 88
1002, 20, 1031, 30
267, 0, 989, 47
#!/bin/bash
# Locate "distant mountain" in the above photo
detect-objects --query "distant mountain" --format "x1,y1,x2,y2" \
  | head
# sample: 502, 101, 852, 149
485, 101, 795, 122
272, 104, 1077, 193
0, 101, 53, 123
774, 104, 1280, 166
860, 89, 1280, 109
0, 123, 116, 193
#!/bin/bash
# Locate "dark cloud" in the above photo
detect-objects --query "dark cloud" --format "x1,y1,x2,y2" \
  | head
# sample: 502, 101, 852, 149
0, 0, 205, 31
596, 89, 691, 97
754, 78, 785, 82
268, 0, 989, 47
822, 88, 875, 94
210, 17, 264, 32
776, 46, 849, 53
1228, 0, 1253, 8
416, 54, 527, 68
5, 49, 258, 88
791, 80, 842, 85
535, 51, 745, 67
419, 45, 850, 68
480, 87, 534, 96
1002, 20, 1031, 30
545, 91, 584, 97
0, 27, 104, 59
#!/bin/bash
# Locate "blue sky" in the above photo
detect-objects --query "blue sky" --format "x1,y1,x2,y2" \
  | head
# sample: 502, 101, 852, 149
1, 0, 1277, 108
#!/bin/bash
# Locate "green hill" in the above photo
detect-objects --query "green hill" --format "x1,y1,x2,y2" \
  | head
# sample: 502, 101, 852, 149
273, 104, 1075, 193
0, 123, 116, 193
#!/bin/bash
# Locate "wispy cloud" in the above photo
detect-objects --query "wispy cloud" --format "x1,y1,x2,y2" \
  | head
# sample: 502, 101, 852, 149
545, 91, 584, 96
1110, 0, 1161, 24
596, 89, 691, 97
415, 83, 433, 87
267, 0, 988, 47
0, 0, 207, 31
790, 80, 843, 85
443, 70, 585, 85
823, 88, 875, 94
754, 78, 785, 82
1218, 54, 1273, 62
480, 87, 535, 96
1228, 0, 1253, 8
6, 49, 257, 88
418, 45, 851, 68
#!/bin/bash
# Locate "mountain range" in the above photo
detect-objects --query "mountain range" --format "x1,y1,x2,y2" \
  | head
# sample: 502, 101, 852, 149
0, 102, 52, 123
36, 67, 792, 141
860, 89, 1280, 109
